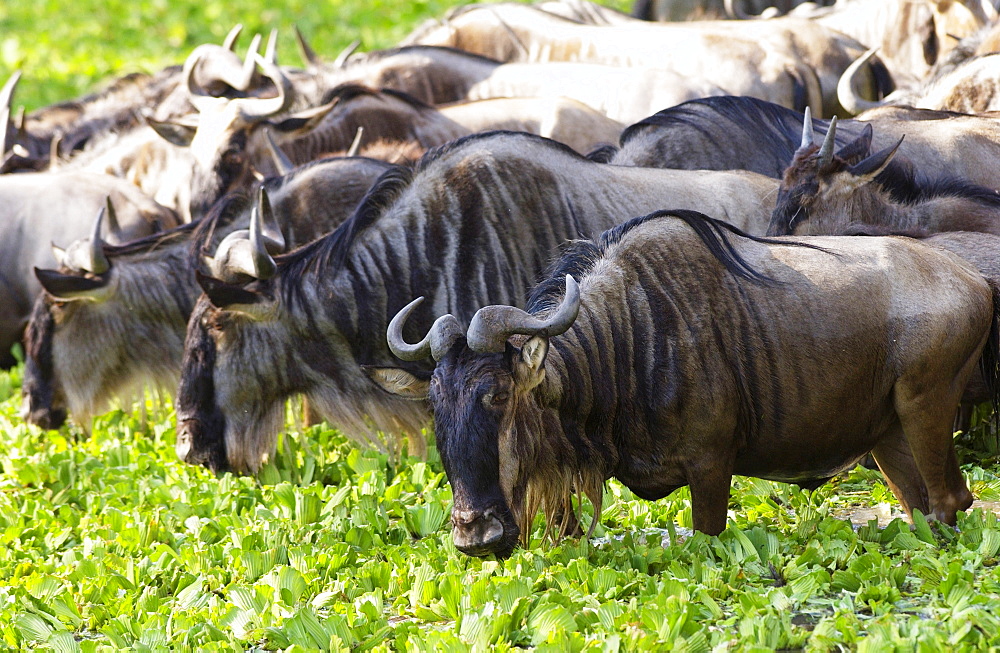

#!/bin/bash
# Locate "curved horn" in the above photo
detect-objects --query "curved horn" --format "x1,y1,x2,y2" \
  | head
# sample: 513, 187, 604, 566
387, 297, 464, 361
346, 126, 364, 157
724, 0, 750, 19
817, 116, 837, 168
104, 196, 123, 242
231, 53, 294, 121
237, 33, 263, 91
0, 70, 21, 112
264, 127, 295, 175
837, 48, 882, 116
333, 39, 361, 68
0, 71, 20, 155
67, 206, 111, 274
51, 242, 67, 267
799, 106, 813, 150
264, 29, 279, 65
48, 134, 61, 171
256, 185, 286, 252
467, 275, 580, 353
249, 194, 277, 279
295, 25, 321, 70
223, 24, 243, 51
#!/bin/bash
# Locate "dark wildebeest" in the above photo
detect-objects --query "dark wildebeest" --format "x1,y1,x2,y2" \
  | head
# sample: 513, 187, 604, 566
372, 210, 997, 557
22, 155, 391, 430
604, 96, 1000, 191
0, 172, 178, 368
175, 131, 781, 473
766, 118, 1000, 238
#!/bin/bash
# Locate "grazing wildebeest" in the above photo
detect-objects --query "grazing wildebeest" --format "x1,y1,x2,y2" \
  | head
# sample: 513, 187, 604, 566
0, 172, 178, 368
372, 210, 997, 557
606, 96, 1000, 191
766, 118, 1000, 238
22, 155, 390, 430
175, 131, 781, 474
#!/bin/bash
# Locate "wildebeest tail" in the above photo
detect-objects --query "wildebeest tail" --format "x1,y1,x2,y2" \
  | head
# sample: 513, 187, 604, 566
981, 280, 1000, 430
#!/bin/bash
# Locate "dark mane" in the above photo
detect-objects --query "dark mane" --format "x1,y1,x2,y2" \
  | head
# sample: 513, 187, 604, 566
102, 219, 202, 259
620, 96, 805, 152
275, 164, 414, 291
319, 83, 433, 110
528, 210, 832, 313
349, 44, 502, 66
276, 130, 584, 301
910, 176, 1000, 207
417, 129, 587, 170
187, 191, 254, 261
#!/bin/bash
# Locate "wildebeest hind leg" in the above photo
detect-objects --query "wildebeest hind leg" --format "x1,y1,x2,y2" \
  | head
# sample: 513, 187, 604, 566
895, 395, 974, 525
870, 424, 930, 518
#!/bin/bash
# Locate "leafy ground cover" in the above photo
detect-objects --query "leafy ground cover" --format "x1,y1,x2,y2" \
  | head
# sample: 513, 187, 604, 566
7, 0, 1000, 649
5, 358, 1000, 650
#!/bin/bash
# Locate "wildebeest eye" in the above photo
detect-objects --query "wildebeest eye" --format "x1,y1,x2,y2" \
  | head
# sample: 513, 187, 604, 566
483, 391, 510, 407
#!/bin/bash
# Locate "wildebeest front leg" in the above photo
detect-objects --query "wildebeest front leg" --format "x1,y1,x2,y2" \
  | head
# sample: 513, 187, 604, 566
687, 457, 734, 536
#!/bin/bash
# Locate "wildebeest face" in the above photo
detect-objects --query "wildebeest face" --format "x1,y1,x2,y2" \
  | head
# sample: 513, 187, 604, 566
23, 267, 122, 429
177, 279, 300, 474
373, 336, 550, 558
21, 295, 69, 430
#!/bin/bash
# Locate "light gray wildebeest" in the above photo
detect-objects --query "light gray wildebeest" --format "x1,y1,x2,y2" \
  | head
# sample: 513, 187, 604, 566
372, 209, 998, 558
22, 155, 391, 430
174, 130, 782, 474
291, 41, 731, 127
604, 96, 1000, 192
400, 2, 891, 117
761, 0, 996, 86
840, 48, 1000, 115
0, 172, 178, 368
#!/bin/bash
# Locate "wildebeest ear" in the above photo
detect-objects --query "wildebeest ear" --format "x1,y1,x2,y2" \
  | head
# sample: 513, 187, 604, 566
846, 136, 904, 183
34, 267, 112, 301
195, 270, 272, 317
512, 336, 549, 389
362, 366, 431, 400
270, 100, 338, 134
147, 116, 198, 147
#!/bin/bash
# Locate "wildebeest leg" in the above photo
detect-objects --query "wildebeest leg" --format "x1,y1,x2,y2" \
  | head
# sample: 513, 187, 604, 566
895, 393, 974, 525
687, 457, 733, 536
870, 424, 930, 518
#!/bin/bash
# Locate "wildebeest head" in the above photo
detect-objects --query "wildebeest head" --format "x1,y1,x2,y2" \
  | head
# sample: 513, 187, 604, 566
147, 41, 297, 220
23, 200, 197, 429
371, 276, 601, 558
767, 111, 903, 236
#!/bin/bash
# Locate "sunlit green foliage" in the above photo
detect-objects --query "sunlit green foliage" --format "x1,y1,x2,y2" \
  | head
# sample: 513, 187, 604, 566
4, 360, 1000, 650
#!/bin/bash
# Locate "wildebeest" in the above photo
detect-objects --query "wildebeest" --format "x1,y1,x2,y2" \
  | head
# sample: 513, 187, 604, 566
766, 118, 1000, 237
402, 3, 888, 116
175, 131, 781, 473
300, 43, 730, 126
606, 96, 1000, 191
0, 172, 178, 368
22, 155, 390, 430
839, 48, 1000, 114
372, 210, 996, 557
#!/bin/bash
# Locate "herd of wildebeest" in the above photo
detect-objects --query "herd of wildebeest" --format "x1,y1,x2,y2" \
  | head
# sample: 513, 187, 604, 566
9, 0, 1000, 557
